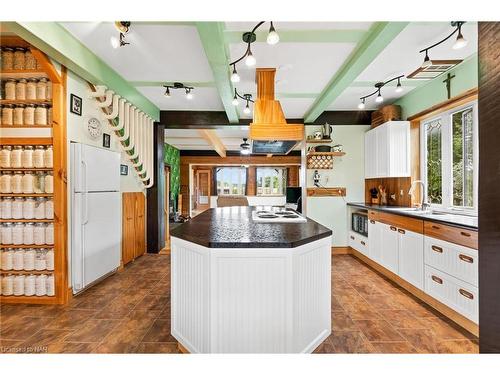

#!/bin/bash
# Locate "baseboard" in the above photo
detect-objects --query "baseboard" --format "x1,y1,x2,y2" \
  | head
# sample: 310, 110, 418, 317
348, 247, 479, 337
331, 246, 352, 255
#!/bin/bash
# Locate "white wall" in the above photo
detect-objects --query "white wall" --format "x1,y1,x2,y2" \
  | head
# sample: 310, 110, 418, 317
305, 125, 369, 247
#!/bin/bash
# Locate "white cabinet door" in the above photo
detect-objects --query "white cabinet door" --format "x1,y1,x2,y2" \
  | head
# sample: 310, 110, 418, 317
368, 220, 382, 263
387, 121, 410, 177
398, 229, 424, 290
375, 124, 389, 177
380, 223, 399, 274
364, 131, 377, 179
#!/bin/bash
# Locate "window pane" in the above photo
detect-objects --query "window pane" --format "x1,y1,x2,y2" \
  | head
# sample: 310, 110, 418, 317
216, 167, 247, 196
426, 119, 442, 204
452, 108, 474, 207
256, 168, 287, 196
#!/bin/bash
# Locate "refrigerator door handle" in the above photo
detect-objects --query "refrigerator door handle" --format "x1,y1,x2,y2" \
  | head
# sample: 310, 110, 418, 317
82, 159, 89, 225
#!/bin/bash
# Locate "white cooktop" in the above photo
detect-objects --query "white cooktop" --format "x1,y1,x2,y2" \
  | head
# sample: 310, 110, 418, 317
251, 210, 307, 223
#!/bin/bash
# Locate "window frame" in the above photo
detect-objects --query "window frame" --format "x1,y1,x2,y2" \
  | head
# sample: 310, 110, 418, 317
255, 167, 288, 196
215, 167, 247, 196
420, 100, 478, 214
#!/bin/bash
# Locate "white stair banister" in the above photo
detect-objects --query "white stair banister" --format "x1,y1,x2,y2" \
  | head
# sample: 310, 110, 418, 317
103, 94, 121, 120
89, 85, 106, 98
96, 90, 114, 108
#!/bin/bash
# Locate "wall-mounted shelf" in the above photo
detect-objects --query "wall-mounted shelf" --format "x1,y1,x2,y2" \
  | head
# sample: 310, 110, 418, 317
0, 99, 52, 105
0, 124, 53, 129
0, 244, 54, 249
0, 270, 53, 275
306, 187, 347, 197
1, 137, 53, 146
0, 295, 56, 304
306, 139, 332, 144
0, 219, 54, 223
307, 152, 346, 157
0, 69, 48, 79
0, 193, 53, 197
0, 168, 53, 172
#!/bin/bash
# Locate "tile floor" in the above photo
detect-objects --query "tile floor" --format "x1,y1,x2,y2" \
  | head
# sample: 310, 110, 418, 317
0, 254, 478, 354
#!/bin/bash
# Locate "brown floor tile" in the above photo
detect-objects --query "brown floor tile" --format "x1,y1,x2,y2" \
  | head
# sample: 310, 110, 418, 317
342, 301, 383, 320
370, 341, 418, 353
18, 328, 74, 349
362, 294, 407, 310
397, 328, 439, 353
134, 295, 169, 311
332, 311, 358, 331
419, 317, 476, 340
45, 309, 98, 330
436, 339, 479, 354
380, 309, 428, 329
71, 293, 117, 310
314, 331, 373, 353
354, 319, 406, 342
48, 341, 98, 353
64, 319, 120, 343
95, 292, 146, 319
141, 319, 176, 343
331, 295, 344, 312
0, 316, 51, 340
134, 342, 181, 353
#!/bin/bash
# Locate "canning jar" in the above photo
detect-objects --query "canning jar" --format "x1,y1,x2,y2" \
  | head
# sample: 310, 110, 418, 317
4, 79, 16, 100
1, 197, 13, 219
2, 104, 14, 125
35, 104, 48, 125
46, 274, 55, 296
36, 78, 48, 100
13, 105, 25, 125
44, 172, 53, 194
1, 247, 14, 269
46, 81, 53, 100
23, 104, 35, 125
24, 274, 36, 295
34, 223, 45, 245
45, 223, 54, 245
23, 249, 35, 270
16, 78, 27, 100
12, 222, 24, 245
1, 223, 13, 245
2, 275, 14, 296
48, 107, 53, 126
0, 146, 12, 168
45, 198, 54, 219
25, 49, 37, 70
13, 249, 25, 270
34, 197, 46, 219
11, 146, 23, 168
44, 146, 53, 168
13, 47, 26, 70
35, 249, 47, 270
23, 222, 34, 245
13, 275, 25, 296
35, 274, 47, 296
46, 248, 54, 270
26, 78, 37, 100
2, 47, 14, 70
12, 197, 24, 219
0, 172, 13, 193
22, 172, 34, 194
34, 172, 45, 193
33, 146, 45, 168
11, 172, 23, 194
22, 145, 34, 168
23, 197, 35, 219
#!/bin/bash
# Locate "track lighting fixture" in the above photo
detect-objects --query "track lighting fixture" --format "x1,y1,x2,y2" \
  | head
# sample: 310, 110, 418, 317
240, 138, 251, 155
358, 75, 404, 108
245, 50, 256, 67
244, 102, 251, 114
419, 22, 467, 68
267, 22, 280, 45
232, 94, 239, 106
111, 21, 131, 48
232, 89, 254, 114
162, 82, 195, 100
230, 65, 240, 83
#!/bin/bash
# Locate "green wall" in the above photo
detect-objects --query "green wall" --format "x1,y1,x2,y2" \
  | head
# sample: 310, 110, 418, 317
164, 144, 180, 209
395, 54, 478, 119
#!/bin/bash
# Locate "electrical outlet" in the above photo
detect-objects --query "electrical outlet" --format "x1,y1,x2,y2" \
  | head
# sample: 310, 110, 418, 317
400, 189, 404, 196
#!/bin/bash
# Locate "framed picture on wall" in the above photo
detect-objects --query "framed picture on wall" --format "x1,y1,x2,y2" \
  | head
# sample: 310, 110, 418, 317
120, 164, 128, 176
70, 94, 82, 116
103, 133, 111, 148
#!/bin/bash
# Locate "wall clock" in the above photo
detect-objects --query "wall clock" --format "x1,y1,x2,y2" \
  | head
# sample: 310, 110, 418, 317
86, 117, 103, 139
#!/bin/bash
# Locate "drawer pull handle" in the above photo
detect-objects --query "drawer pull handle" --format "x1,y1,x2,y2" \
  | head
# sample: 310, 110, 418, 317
431, 275, 443, 284
431, 245, 443, 253
398, 229, 406, 234
370, 220, 375, 224
432, 225, 440, 230
390, 226, 397, 231
460, 231, 471, 237
459, 289, 474, 300
361, 241, 366, 246
459, 254, 474, 263
350, 236, 355, 240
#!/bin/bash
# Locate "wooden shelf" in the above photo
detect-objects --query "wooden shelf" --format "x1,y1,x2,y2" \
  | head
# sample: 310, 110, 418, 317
0, 295, 57, 304
0, 244, 54, 249
0, 168, 53, 172
1, 137, 53, 146
306, 139, 332, 144
0, 69, 49, 79
0, 269, 54, 275
0, 219, 54, 223
0, 124, 53, 128
0, 194, 53, 197
307, 187, 347, 197
0, 99, 52, 105
307, 152, 346, 157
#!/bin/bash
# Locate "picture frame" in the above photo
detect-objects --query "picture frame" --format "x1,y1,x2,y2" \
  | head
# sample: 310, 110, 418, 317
102, 133, 111, 148
70, 94, 82, 116
120, 164, 128, 176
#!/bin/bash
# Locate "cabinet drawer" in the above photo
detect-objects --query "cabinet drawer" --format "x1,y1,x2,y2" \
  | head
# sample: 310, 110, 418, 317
424, 265, 478, 323
368, 210, 380, 222
424, 237, 478, 287
349, 231, 369, 256
378, 211, 423, 234
424, 221, 478, 249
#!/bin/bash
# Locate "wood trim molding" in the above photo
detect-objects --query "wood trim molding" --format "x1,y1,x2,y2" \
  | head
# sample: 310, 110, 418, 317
198, 129, 226, 158
307, 187, 347, 197
407, 88, 478, 122
332, 246, 352, 255
30, 48, 62, 84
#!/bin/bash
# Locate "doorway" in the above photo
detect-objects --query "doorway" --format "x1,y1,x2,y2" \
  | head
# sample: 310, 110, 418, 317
162, 166, 171, 253
193, 168, 211, 216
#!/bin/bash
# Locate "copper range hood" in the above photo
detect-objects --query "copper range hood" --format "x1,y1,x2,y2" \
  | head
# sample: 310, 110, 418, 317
249, 68, 304, 154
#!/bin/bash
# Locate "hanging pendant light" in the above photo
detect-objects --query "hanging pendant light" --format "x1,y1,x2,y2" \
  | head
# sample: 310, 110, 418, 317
267, 22, 280, 45
243, 102, 251, 114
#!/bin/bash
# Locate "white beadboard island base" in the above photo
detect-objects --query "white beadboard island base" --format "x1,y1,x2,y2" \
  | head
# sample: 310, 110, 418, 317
171, 235, 332, 353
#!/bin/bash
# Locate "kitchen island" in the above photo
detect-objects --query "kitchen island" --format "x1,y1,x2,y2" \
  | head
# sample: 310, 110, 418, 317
170, 206, 333, 353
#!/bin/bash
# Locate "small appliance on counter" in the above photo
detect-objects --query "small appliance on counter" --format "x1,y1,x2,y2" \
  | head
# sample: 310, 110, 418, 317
322, 123, 333, 139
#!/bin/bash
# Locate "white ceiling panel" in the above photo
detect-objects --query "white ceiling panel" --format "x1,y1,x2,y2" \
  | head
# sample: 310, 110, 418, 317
137, 86, 224, 110
225, 22, 373, 31
165, 128, 250, 150
61, 22, 214, 82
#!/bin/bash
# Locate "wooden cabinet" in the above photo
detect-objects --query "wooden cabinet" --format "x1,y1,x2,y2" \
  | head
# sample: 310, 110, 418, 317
398, 228, 424, 290
122, 192, 146, 265
364, 121, 410, 178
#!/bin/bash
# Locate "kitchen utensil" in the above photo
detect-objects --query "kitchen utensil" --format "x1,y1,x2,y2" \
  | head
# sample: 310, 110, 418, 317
332, 144, 343, 152
313, 131, 322, 140
314, 145, 332, 152
322, 123, 333, 139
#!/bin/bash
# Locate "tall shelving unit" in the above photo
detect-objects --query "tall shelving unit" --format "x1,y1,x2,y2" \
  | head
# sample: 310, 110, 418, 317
1, 36, 67, 304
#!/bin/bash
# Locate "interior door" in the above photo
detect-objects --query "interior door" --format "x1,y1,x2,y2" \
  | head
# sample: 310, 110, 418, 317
196, 169, 211, 209
122, 193, 136, 265
164, 167, 170, 251
134, 193, 146, 258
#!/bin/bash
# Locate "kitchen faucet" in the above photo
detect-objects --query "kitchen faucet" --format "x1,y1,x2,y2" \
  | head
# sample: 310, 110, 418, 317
409, 180, 430, 211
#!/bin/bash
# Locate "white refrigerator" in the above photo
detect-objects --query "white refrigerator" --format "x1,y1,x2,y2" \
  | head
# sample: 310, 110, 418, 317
70, 143, 121, 294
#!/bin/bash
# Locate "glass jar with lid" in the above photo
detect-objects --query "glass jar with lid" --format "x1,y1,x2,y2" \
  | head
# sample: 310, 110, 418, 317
23, 222, 34, 245
45, 198, 54, 219
12, 223, 24, 245
26, 78, 38, 100
13, 105, 25, 125
15, 78, 27, 100
46, 248, 54, 270
36, 274, 47, 296
36, 78, 48, 100
44, 172, 53, 194
47, 107, 53, 126
2, 104, 14, 125
11, 146, 23, 168
34, 197, 46, 219
46, 274, 55, 296
13, 47, 26, 70
14, 275, 25, 296
24, 274, 36, 296
4, 79, 17, 100
35, 249, 47, 270
33, 146, 45, 168
2, 274, 14, 296
1, 223, 13, 245
22, 145, 34, 168
1, 197, 13, 219
13, 249, 25, 270
22, 172, 35, 194
23, 197, 36, 219
45, 223, 54, 245
34, 223, 45, 245
2, 47, 14, 70
23, 249, 35, 270
11, 171, 23, 194
44, 146, 53, 168
35, 104, 48, 125
12, 197, 24, 219
23, 104, 35, 125
25, 49, 37, 70
0, 172, 13, 193
0, 146, 12, 168
46, 81, 53, 100
1, 247, 14, 270
34, 172, 45, 194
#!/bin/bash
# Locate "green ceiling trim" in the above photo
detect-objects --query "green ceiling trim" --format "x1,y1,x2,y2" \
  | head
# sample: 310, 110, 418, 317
224, 29, 367, 44
195, 22, 239, 123
6, 22, 159, 120
130, 81, 216, 88
303, 22, 409, 123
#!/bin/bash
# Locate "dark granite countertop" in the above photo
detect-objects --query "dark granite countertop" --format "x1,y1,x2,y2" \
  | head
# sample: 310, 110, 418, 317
170, 207, 332, 248
347, 202, 478, 230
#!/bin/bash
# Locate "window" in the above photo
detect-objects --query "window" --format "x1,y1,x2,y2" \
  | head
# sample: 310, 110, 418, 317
216, 167, 246, 196
421, 101, 478, 212
256, 167, 287, 196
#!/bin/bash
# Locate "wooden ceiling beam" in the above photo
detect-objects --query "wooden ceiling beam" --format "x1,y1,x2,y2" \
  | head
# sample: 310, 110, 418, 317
198, 129, 227, 158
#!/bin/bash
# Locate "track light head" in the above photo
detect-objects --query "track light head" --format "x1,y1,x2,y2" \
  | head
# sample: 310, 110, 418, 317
267, 22, 280, 45
232, 94, 239, 106
453, 30, 468, 50
114, 21, 131, 34
243, 102, 251, 114
185, 88, 193, 100
230, 65, 240, 83
245, 50, 256, 67
421, 50, 432, 68
395, 78, 403, 93
375, 90, 384, 103
164, 87, 171, 97
358, 99, 365, 110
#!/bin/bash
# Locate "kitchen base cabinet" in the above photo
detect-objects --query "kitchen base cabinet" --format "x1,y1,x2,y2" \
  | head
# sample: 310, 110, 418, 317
368, 220, 382, 263
380, 223, 399, 275
399, 229, 424, 290
122, 192, 146, 265
348, 231, 368, 257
